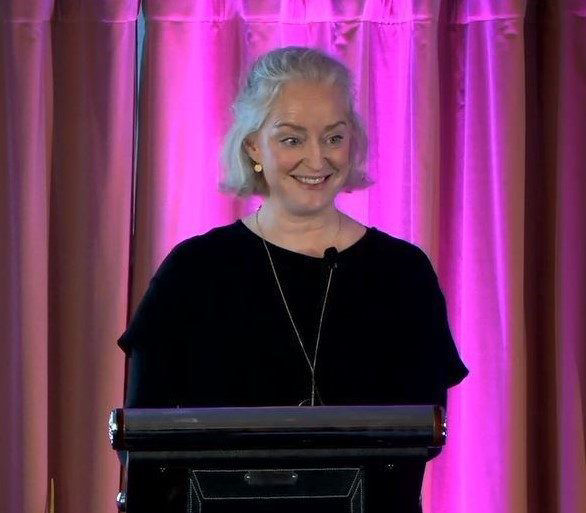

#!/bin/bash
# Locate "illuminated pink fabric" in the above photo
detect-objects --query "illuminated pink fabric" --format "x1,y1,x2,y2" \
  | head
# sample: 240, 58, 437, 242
0, 1, 584, 513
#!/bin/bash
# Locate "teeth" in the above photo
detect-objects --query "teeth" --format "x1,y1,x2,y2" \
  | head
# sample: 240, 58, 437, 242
293, 176, 327, 185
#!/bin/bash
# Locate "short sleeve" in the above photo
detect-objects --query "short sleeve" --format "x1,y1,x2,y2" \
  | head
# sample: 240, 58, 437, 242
117, 244, 185, 355
417, 250, 469, 388
117, 244, 190, 408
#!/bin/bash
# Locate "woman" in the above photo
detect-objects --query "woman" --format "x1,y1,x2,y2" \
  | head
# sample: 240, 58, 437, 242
119, 46, 468, 512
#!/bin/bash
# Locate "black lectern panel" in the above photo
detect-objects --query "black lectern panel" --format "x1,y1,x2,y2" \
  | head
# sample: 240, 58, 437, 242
110, 405, 445, 512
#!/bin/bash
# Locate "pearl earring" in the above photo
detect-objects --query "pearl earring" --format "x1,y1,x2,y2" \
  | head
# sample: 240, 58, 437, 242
253, 163, 263, 173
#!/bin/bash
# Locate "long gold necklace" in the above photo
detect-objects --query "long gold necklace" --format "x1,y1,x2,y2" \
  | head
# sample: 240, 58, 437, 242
255, 207, 341, 406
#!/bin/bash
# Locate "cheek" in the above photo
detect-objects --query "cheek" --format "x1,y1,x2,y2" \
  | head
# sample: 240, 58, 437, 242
265, 146, 299, 172
331, 146, 351, 170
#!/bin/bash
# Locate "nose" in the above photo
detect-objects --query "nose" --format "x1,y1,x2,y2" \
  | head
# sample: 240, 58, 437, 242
303, 139, 326, 172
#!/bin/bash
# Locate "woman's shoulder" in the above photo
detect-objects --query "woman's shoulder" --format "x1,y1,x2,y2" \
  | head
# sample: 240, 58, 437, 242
152, 222, 248, 280
364, 226, 432, 268
181, 221, 245, 246
167, 221, 246, 258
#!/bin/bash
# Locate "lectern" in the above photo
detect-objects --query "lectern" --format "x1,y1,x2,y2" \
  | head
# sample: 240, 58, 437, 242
109, 405, 445, 512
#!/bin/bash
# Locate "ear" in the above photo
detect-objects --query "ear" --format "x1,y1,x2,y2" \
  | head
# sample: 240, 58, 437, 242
244, 134, 261, 162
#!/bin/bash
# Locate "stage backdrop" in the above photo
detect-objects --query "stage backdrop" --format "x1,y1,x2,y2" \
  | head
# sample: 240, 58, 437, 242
1, 1, 584, 513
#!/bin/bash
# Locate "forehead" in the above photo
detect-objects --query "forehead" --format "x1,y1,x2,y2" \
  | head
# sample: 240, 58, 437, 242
267, 80, 349, 128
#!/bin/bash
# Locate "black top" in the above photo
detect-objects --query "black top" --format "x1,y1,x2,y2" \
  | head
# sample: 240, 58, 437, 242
118, 220, 468, 512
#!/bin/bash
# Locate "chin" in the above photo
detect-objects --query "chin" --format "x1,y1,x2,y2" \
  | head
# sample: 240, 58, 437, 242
287, 195, 338, 217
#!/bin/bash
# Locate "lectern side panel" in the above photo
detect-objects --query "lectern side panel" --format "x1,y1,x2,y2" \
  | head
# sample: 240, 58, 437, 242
126, 460, 190, 513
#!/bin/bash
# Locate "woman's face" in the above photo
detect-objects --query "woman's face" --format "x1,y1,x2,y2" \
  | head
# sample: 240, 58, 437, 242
245, 80, 352, 216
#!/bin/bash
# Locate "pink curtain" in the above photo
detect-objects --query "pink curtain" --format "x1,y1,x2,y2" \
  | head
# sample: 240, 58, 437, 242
1, 1, 584, 513
1, 1, 137, 512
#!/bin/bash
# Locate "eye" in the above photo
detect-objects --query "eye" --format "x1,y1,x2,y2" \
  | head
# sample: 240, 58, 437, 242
281, 137, 302, 147
327, 135, 344, 145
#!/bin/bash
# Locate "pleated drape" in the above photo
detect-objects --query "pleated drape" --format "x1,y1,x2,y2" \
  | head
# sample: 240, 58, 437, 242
554, 3, 586, 511
1, 1, 138, 512
430, 3, 529, 511
1, 1, 584, 513
0, 2, 53, 512
48, 2, 138, 512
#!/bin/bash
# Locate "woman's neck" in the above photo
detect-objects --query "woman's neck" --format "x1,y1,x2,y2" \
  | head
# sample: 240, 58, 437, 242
255, 202, 342, 257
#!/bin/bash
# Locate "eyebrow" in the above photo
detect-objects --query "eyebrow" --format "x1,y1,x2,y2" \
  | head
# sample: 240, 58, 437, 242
273, 121, 347, 132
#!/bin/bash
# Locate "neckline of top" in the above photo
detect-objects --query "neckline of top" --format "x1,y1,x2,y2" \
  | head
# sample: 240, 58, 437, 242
236, 219, 374, 261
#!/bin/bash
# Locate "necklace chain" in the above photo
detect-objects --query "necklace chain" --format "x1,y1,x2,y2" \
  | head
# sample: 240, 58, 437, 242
255, 207, 339, 406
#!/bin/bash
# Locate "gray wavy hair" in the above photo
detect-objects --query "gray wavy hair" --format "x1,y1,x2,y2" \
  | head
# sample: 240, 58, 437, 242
220, 46, 370, 196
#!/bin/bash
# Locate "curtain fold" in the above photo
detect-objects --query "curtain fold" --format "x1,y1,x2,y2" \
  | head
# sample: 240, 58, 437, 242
430, 5, 528, 512
556, 3, 586, 511
1, 1, 585, 513
1, 1, 139, 511
1, 3, 53, 512
47, 2, 139, 512
523, 2, 560, 512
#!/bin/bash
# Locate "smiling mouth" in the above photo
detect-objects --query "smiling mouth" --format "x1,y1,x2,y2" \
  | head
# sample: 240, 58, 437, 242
291, 174, 332, 185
